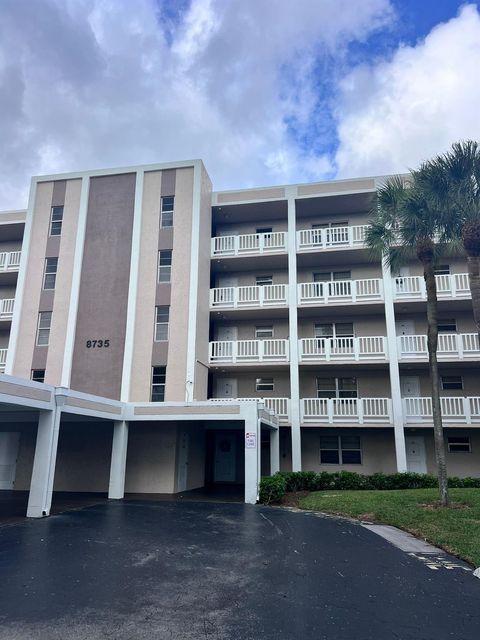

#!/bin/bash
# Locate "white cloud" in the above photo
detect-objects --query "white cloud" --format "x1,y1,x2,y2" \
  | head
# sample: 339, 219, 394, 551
0, 0, 393, 209
334, 4, 480, 178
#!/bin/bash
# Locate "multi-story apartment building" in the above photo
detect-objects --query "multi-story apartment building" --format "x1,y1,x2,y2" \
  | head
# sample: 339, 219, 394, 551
0, 159, 479, 518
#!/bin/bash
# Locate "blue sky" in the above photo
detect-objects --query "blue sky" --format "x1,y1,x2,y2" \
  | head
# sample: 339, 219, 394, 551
0, 0, 480, 208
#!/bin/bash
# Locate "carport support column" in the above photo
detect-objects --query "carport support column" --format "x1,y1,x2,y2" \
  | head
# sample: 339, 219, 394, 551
270, 428, 280, 474
109, 420, 129, 499
244, 404, 260, 504
27, 408, 61, 518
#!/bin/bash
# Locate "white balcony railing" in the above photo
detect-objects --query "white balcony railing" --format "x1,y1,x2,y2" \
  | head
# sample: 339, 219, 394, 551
209, 339, 289, 363
299, 336, 388, 362
211, 232, 287, 256
404, 397, 480, 424
0, 348, 6, 372
394, 273, 470, 300
209, 397, 291, 423
301, 397, 392, 424
298, 278, 383, 306
0, 251, 21, 272
0, 298, 14, 320
297, 225, 368, 251
210, 284, 288, 308
398, 333, 480, 360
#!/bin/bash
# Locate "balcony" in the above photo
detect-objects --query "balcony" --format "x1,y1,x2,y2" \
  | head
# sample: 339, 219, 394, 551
297, 225, 368, 252
211, 232, 287, 257
301, 397, 392, 424
393, 273, 470, 301
210, 284, 288, 309
398, 334, 480, 361
209, 339, 289, 363
299, 336, 388, 363
298, 278, 383, 306
0, 348, 6, 372
0, 251, 21, 272
404, 397, 480, 424
0, 298, 14, 320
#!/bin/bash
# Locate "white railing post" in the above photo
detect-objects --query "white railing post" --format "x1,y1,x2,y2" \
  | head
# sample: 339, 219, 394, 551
327, 398, 334, 424
259, 286, 264, 307
352, 279, 357, 303
358, 398, 364, 424
464, 397, 472, 425
353, 338, 360, 361
232, 341, 237, 363
420, 278, 427, 300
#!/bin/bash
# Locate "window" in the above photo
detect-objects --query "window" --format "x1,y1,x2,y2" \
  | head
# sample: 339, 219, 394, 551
151, 367, 166, 402
438, 319, 457, 333
434, 265, 450, 275
256, 378, 274, 392
316, 377, 357, 399
256, 275, 273, 286
158, 250, 172, 283
36, 311, 52, 346
441, 375, 463, 390
314, 323, 354, 338
447, 436, 471, 453
255, 325, 273, 339
155, 306, 169, 341
312, 221, 348, 229
31, 369, 45, 383
160, 196, 174, 228
43, 257, 58, 290
313, 271, 351, 282
320, 435, 361, 464
49, 206, 64, 236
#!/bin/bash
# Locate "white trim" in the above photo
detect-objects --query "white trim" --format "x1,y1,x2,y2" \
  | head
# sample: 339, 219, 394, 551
120, 170, 144, 402
185, 161, 202, 401
5, 178, 37, 374
60, 176, 90, 387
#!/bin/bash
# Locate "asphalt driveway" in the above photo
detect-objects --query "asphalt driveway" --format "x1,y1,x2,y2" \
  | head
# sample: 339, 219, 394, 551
0, 500, 479, 639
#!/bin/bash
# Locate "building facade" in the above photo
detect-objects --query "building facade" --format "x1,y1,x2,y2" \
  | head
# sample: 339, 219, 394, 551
0, 159, 479, 516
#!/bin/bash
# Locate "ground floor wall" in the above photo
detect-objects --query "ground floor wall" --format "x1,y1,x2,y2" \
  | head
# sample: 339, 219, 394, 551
0, 422, 37, 490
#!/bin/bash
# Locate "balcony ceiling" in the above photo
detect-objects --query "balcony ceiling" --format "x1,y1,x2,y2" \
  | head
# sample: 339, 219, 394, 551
212, 199, 288, 225
295, 192, 374, 218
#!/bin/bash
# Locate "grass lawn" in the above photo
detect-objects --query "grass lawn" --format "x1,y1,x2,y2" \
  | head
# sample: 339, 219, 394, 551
299, 488, 480, 567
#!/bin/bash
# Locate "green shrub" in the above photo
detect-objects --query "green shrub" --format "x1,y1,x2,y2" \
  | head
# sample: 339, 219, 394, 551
259, 474, 287, 504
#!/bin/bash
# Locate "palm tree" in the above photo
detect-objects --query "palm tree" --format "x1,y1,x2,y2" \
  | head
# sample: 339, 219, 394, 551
366, 176, 449, 506
420, 141, 480, 343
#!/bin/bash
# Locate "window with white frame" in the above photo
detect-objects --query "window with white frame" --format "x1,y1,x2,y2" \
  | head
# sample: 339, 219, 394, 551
31, 369, 45, 383
256, 275, 273, 286
36, 312, 52, 346
155, 306, 169, 341
438, 319, 457, 333
158, 250, 172, 283
314, 322, 354, 339
256, 378, 274, 392
316, 377, 357, 399
447, 436, 471, 452
441, 375, 463, 390
255, 325, 273, 339
151, 367, 166, 402
43, 257, 58, 290
160, 196, 174, 228
434, 265, 450, 275
313, 271, 351, 282
49, 206, 64, 236
320, 435, 361, 464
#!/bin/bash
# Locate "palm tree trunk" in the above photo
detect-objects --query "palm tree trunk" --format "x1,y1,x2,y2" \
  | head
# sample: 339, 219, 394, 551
423, 261, 449, 506
466, 254, 480, 344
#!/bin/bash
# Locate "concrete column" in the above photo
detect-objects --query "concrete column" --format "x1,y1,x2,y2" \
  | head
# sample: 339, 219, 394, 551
286, 186, 302, 471
27, 408, 61, 518
270, 428, 280, 474
244, 405, 260, 504
108, 420, 129, 499
382, 256, 408, 472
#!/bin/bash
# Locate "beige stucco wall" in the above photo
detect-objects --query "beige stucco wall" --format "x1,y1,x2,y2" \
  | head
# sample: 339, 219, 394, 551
410, 371, 480, 396
396, 311, 476, 335
215, 269, 289, 287
300, 370, 392, 398
0, 423, 37, 490
0, 240, 23, 253
212, 371, 291, 398
125, 422, 177, 493
297, 263, 382, 282
394, 258, 468, 277
417, 429, 480, 477
215, 218, 288, 236
301, 428, 397, 474
213, 319, 290, 341
298, 316, 387, 339
0, 285, 16, 300
296, 211, 369, 230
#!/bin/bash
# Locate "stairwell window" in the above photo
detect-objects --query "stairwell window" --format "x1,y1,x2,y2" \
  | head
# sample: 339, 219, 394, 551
441, 375, 463, 390
49, 206, 64, 236
256, 378, 274, 392
320, 435, 361, 465
256, 275, 273, 286
151, 366, 166, 402
447, 436, 471, 453
255, 326, 273, 339
155, 306, 169, 341
36, 312, 52, 346
438, 319, 457, 333
31, 369, 45, 383
43, 257, 58, 290
160, 196, 174, 228
158, 250, 172, 283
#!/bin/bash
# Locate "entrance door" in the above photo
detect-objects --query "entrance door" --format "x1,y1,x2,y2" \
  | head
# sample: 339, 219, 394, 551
406, 436, 427, 473
0, 432, 20, 490
217, 326, 238, 341
400, 376, 420, 397
216, 378, 238, 399
396, 320, 415, 336
177, 432, 189, 492
214, 433, 236, 482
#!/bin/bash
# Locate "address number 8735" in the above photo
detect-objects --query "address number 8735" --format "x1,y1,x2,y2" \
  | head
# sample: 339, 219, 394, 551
86, 339, 110, 348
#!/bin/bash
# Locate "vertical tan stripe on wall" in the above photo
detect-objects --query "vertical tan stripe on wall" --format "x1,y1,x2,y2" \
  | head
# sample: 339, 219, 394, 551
12, 181, 54, 380
45, 179, 82, 385
129, 170, 162, 401
165, 167, 194, 401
